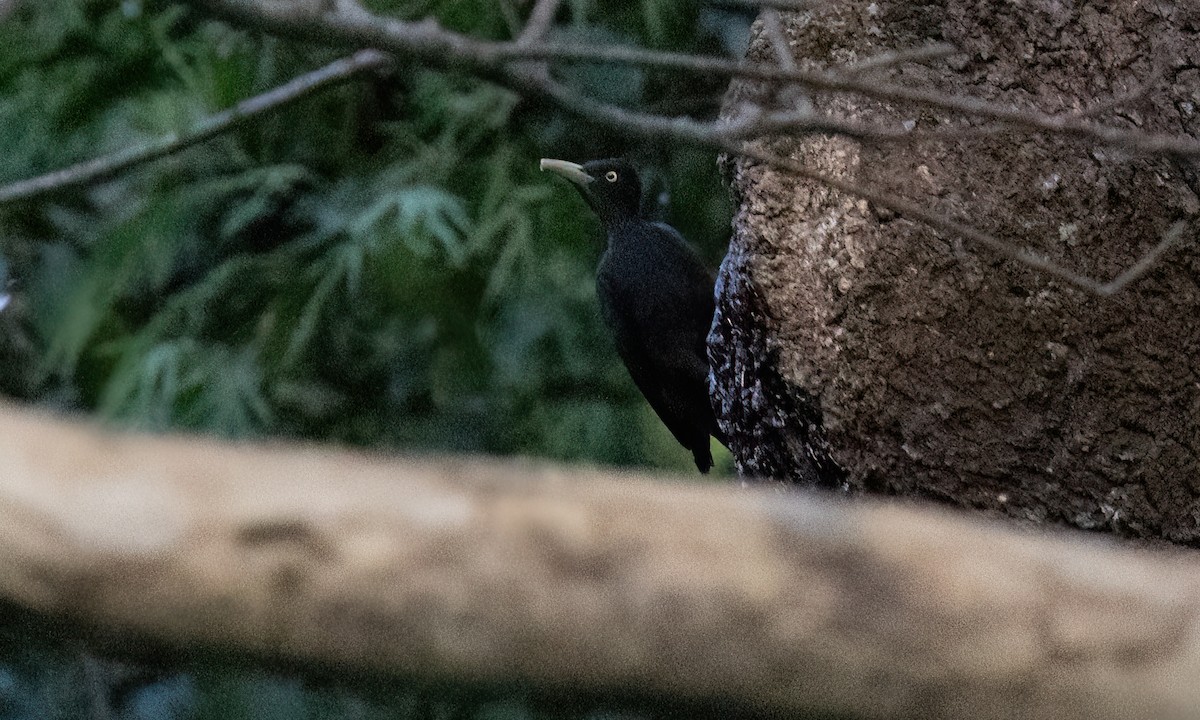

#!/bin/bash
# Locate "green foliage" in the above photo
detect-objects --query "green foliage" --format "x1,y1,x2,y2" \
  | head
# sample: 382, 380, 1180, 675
0, 0, 734, 473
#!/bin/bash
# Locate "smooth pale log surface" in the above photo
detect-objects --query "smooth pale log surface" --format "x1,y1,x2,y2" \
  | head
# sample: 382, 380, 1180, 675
1, 402, 1200, 719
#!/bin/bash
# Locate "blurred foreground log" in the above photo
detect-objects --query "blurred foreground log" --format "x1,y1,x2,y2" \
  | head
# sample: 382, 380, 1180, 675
1, 402, 1200, 719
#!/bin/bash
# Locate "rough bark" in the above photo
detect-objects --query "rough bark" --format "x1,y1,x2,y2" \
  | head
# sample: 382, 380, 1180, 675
5, 403, 1200, 719
712, 1, 1200, 542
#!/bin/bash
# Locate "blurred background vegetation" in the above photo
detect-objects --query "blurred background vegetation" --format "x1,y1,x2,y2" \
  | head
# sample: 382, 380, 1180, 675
0, 0, 741, 472
0, 0, 746, 717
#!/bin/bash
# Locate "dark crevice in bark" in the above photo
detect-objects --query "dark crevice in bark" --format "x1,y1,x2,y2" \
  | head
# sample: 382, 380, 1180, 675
708, 238, 846, 488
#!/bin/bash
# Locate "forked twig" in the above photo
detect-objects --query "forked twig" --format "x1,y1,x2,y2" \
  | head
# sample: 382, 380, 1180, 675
0, 50, 390, 205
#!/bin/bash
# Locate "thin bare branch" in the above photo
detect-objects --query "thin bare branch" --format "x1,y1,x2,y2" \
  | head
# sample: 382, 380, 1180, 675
517, 0, 561, 44
732, 144, 1194, 295
758, 8, 813, 115
709, 0, 822, 9
333, 0, 369, 19
8, 24, 1156, 298
188, 0, 1200, 158
1096, 221, 1189, 296
728, 144, 1082, 292
842, 42, 959, 75
8, 0, 1183, 296
511, 0, 561, 81
0, 49, 390, 206
760, 9, 796, 69
740, 109, 917, 140
499, 42, 1200, 157
511, 72, 1182, 295
0, 37, 915, 212
1076, 80, 1155, 119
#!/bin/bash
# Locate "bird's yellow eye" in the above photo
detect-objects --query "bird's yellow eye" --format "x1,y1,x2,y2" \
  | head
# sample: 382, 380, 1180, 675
605, 171, 618, 182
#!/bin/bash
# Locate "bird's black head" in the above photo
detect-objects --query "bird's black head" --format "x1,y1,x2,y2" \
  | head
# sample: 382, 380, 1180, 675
540, 157, 642, 225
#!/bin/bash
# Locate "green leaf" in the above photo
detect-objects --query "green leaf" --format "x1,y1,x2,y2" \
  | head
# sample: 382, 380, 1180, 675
351, 185, 472, 265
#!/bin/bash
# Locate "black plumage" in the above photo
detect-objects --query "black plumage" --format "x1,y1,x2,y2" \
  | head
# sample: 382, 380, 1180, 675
540, 157, 726, 472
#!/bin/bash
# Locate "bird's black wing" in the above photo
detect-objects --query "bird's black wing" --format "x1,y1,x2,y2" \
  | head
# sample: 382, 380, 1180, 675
607, 322, 718, 471
650, 223, 730, 448
646, 222, 719, 397
651, 222, 718, 311
597, 222, 722, 469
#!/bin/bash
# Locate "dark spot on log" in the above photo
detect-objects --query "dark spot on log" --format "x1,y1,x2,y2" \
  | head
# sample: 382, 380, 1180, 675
271, 564, 308, 598
531, 526, 625, 581
236, 519, 335, 562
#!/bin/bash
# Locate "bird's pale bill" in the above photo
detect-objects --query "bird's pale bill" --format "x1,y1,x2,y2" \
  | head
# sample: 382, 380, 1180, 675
0, 294, 9, 312
539, 158, 592, 186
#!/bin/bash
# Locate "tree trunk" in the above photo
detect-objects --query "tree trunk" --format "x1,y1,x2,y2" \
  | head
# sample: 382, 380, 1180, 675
711, 2, 1200, 542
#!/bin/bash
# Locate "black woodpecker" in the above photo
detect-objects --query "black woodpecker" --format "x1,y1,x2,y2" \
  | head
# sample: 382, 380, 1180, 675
540, 157, 726, 472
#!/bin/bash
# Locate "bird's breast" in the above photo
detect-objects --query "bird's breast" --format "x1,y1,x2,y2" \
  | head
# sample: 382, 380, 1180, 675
597, 252, 698, 332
